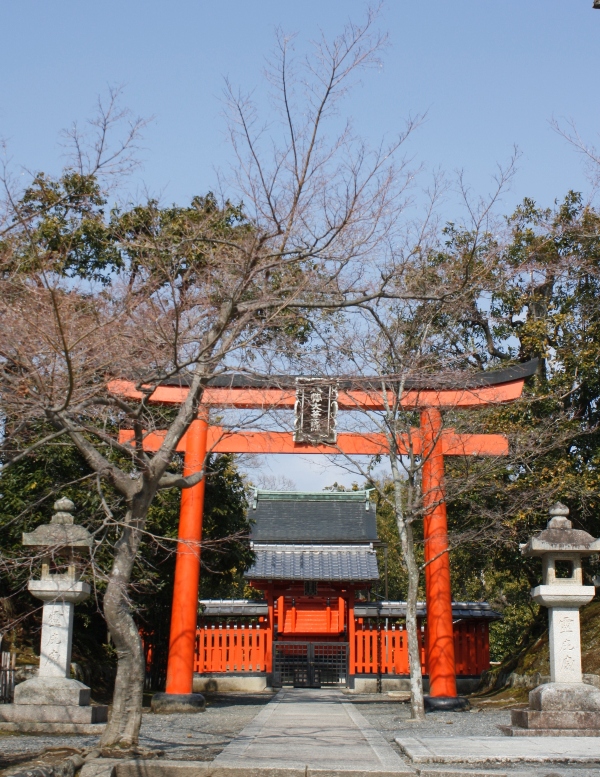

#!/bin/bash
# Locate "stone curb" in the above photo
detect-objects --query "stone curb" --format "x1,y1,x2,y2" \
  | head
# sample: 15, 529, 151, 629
90, 759, 418, 777
74, 757, 522, 777
415, 772, 508, 777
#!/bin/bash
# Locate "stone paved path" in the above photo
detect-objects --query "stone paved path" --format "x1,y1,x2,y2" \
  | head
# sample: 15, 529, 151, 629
214, 688, 414, 774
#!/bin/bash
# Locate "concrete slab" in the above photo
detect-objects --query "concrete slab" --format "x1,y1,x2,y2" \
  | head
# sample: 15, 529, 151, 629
214, 688, 415, 775
396, 735, 600, 764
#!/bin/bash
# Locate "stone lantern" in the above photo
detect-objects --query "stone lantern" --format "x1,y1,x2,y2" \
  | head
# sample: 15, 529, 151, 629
0, 499, 107, 732
504, 502, 600, 736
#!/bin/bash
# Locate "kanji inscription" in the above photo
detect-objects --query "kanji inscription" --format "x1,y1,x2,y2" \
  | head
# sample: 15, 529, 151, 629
293, 380, 338, 445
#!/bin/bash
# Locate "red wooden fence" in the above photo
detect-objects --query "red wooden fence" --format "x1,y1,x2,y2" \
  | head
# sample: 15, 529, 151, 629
353, 620, 489, 676
194, 619, 489, 676
194, 621, 270, 673
453, 620, 489, 675
354, 622, 420, 675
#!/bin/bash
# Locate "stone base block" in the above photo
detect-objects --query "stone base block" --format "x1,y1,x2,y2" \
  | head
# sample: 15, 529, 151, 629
150, 692, 205, 714
424, 695, 471, 712
193, 673, 270, 693
14, 676, 91, 706
503, 702, 600, 736
511, 708, 600, 730
530, 681, 600, 711
0, 703, 107, 724
499, 724, 600, 737
0, 721, 105, 734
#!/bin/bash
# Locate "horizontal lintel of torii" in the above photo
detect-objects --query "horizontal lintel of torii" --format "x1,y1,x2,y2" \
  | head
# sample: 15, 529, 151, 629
107, 378, 526, 410
118, 428, 508, 457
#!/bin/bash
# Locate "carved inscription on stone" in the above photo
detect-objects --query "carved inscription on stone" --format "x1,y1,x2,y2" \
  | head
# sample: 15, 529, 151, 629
559, 615, 574, 633
39, 602, 73, 678
550, 607, 583, 684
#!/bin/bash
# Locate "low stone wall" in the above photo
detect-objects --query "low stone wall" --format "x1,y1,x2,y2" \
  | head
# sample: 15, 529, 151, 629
192, 673, 270, 693
478, 669, 600, 692
506, 671, 600, 690
349, 675, 481, 694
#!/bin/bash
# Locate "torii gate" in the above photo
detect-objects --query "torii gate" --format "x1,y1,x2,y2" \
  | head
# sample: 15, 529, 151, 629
111, 360, 537, 707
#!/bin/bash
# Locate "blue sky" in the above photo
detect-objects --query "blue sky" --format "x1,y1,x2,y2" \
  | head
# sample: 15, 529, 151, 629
2, 1, 598, 488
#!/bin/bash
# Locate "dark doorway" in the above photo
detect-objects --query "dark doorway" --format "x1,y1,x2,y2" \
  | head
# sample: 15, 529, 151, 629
273, 642, 348, 687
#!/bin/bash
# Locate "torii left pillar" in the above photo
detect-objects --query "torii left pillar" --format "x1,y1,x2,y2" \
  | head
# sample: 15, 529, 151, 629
151, 415, 208, 713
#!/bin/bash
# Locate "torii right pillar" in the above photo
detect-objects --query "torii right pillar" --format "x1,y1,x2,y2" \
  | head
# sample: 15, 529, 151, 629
421, 407, 469, 711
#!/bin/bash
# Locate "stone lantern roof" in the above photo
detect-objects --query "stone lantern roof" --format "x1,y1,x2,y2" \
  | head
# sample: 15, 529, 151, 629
520, 503, 600, 557
22, 498, 92, 549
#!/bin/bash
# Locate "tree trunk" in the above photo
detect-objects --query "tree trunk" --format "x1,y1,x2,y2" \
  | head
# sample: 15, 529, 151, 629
100, 496, 150, 749
401, 520, 425, 720
389, 456, 425, 720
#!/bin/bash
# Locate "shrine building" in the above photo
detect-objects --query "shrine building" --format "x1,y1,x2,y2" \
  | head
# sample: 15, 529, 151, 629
193, 489, 499, 693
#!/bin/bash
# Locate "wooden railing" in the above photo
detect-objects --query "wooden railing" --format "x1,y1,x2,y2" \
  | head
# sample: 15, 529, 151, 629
353, 623, 420, 675
352, 620, 489, 676
453, 620, 489, 676
194, 622, 270, 673
193, 619, 490, 676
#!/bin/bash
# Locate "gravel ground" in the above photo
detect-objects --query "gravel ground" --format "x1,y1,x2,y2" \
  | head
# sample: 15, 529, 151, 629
354, 696, 600, 777
352, 696, 513, 740
0, 692, 274, 767
1, 692, 600, 777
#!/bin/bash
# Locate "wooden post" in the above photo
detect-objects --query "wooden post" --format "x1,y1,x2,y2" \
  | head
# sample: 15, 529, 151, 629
265, 589, 274, 673
277, 595, 285, 635
347, 592, 355, 679
421, 408, 458, 699
165, 415, 208, 695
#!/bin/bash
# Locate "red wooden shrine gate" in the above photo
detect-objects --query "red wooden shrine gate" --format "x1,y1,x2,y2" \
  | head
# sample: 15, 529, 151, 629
112, 360, 537, 702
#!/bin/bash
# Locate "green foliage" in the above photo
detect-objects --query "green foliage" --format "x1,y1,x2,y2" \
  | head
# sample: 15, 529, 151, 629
371, 482, 425, 602
5, 172, 122, 281
0, 425, 253, 691
440, 193, 600, 662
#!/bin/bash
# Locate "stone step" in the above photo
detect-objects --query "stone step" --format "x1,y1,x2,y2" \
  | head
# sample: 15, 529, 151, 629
499, 725, 600, 737
511, 708, 600, 729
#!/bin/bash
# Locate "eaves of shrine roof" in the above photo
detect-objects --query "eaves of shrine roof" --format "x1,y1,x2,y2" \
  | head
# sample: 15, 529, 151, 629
353, 601, 503, 620
196, 597, 502, 620
156, 358, 539, 391
199, 599, 268, 616
245, 543, 379, 582
250, 490, 377, 543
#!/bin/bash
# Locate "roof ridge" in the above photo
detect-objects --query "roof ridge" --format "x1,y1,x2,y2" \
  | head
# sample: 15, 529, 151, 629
255, 490, 371, 501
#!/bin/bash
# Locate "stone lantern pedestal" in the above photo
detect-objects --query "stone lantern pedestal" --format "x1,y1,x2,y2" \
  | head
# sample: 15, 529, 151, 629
502, 503, 600, 736
0, 500, 107, 733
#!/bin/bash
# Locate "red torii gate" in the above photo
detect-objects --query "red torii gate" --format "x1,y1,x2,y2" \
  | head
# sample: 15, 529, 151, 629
111, 360, 537, 707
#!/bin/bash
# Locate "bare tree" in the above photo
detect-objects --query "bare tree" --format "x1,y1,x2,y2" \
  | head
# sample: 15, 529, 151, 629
0, 11, 433, 748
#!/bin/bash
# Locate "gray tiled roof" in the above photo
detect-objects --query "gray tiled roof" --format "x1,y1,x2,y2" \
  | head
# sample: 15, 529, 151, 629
197, 598, 501, 620
353, 601, 502, 620
245, 543, 379, 582
199, 599, 268, 616
250, 491, 377, 543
